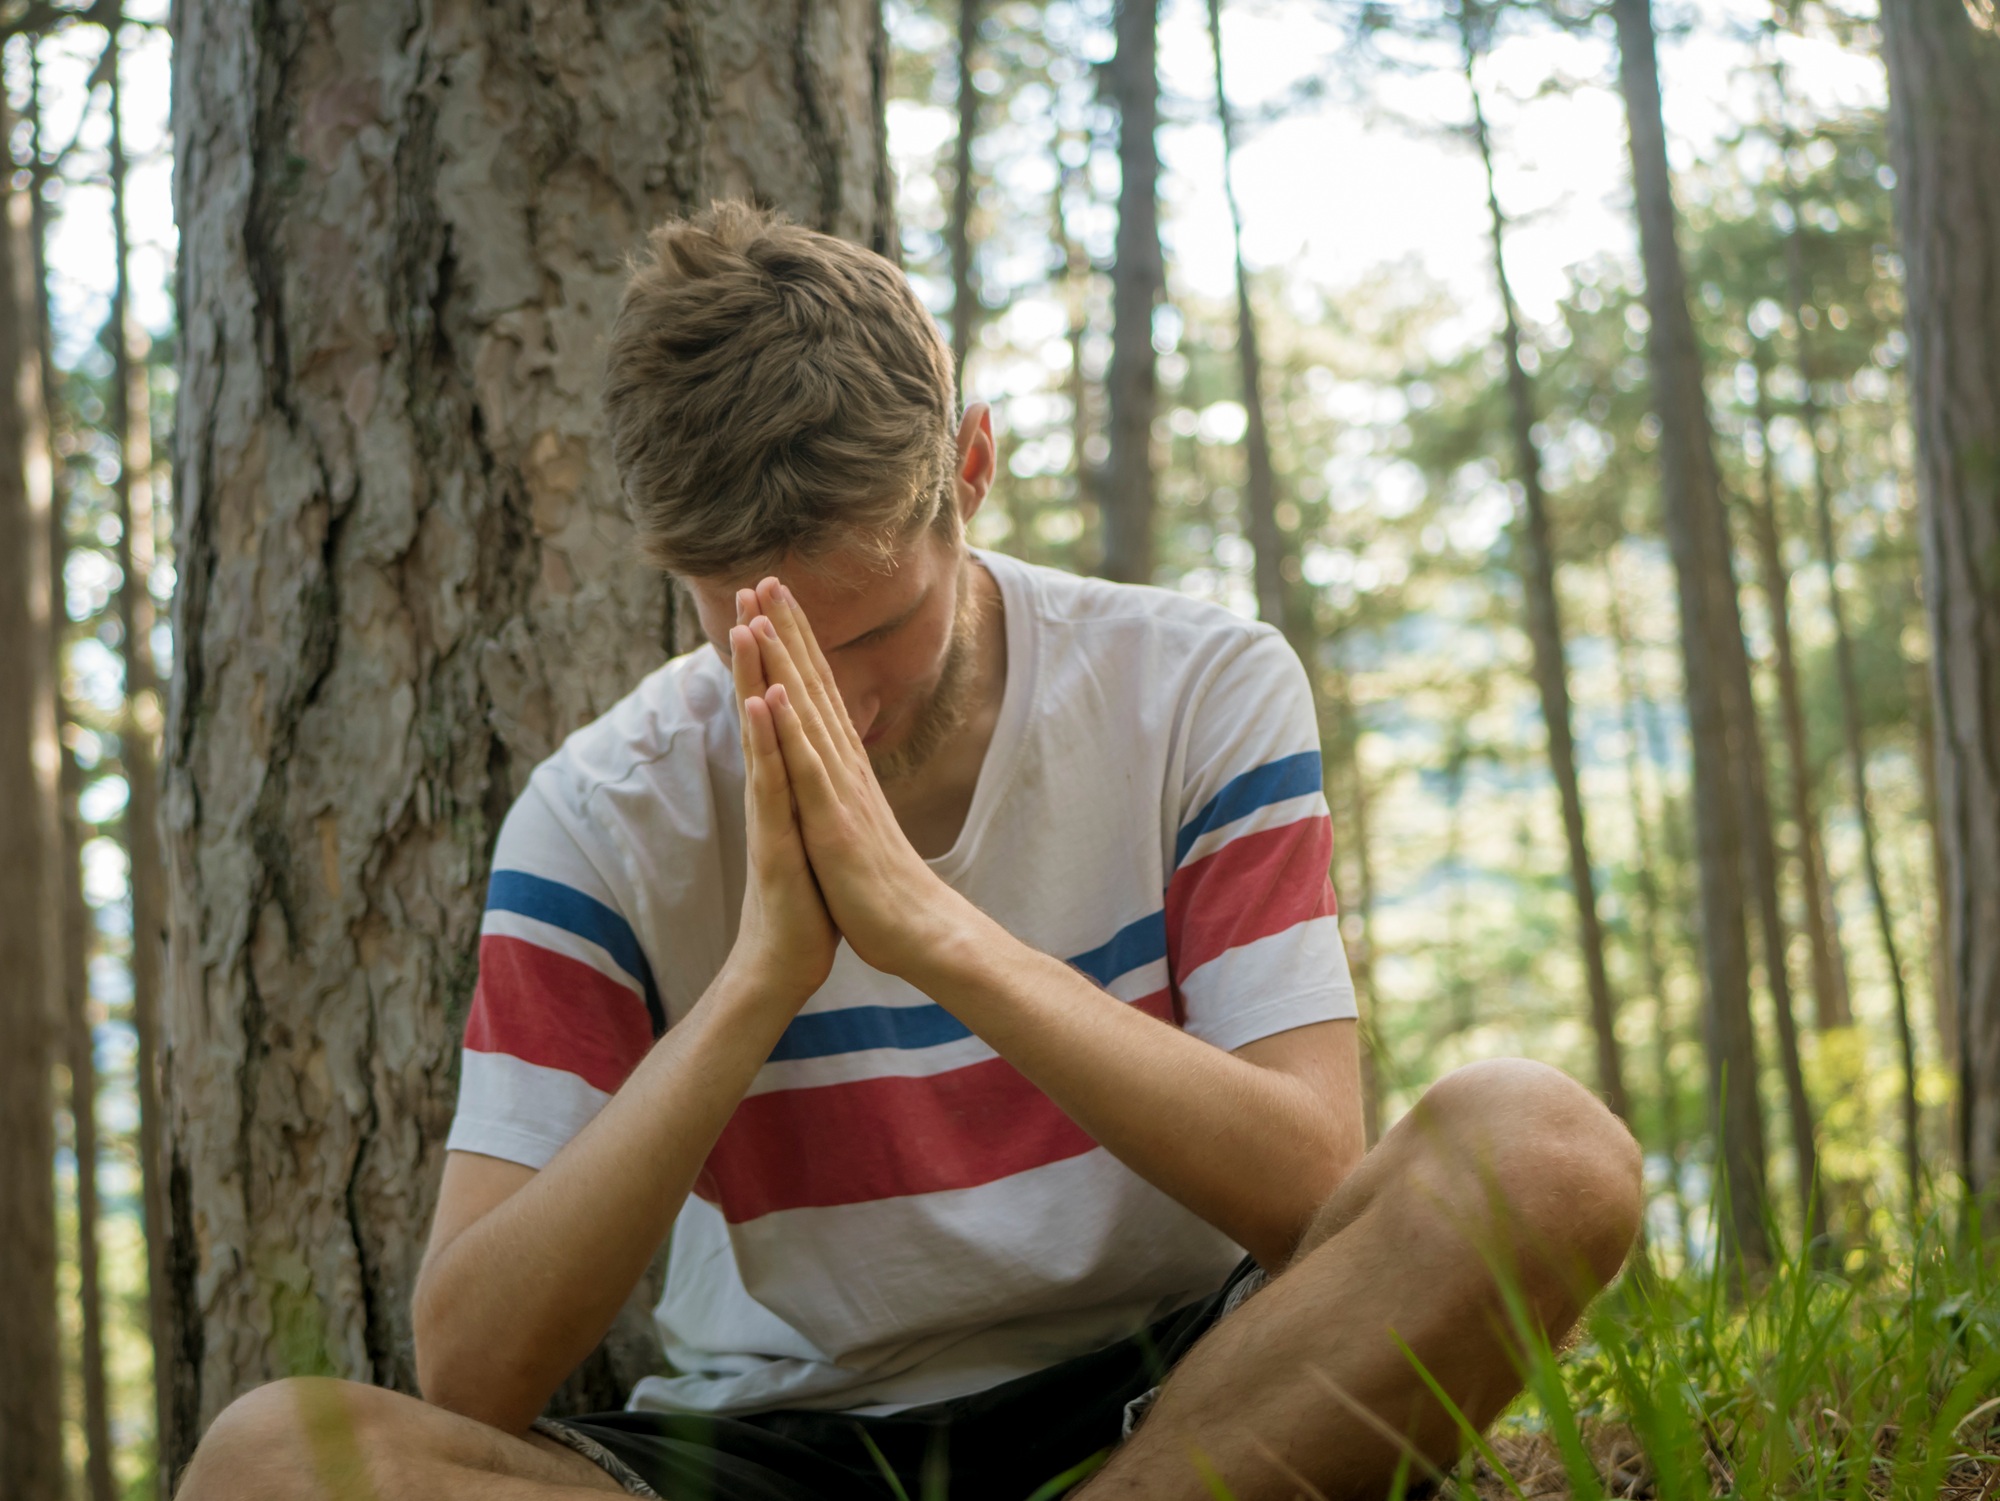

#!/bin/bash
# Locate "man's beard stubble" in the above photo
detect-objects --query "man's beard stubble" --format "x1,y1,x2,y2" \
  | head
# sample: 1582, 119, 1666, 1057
867, 560, 983, 787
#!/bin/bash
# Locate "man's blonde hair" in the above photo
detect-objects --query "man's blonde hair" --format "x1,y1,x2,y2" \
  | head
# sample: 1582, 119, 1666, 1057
604, 201, 959, 579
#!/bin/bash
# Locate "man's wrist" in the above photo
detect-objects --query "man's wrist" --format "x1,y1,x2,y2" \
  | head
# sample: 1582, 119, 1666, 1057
884, 885, 1005, 992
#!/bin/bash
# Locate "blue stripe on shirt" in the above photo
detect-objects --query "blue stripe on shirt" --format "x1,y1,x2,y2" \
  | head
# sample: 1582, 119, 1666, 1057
485, 869, 667, 1037
767, 909, 1170, 1064
1173, 750, 1323, 869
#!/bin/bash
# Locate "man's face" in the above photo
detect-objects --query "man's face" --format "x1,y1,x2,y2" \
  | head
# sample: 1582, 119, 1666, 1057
687, 526, 977, 784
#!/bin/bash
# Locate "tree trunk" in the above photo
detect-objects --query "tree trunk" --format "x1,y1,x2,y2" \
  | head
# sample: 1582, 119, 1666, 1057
1804, 407, 1923, 1220
105, 29, 178, 1482
0, 96, 65, 1501
949, 0, 980, 389
1327, 656, 1382, 1146
1611, 0, 1772, 1263
1101, 0, 1161, 584
1878, 0, 2000, 1216
163, 0, 894, 1473
30, 41, 118, 1501
1206, 0, 1291, 638
1461, 13, 1629, 1122
1054, 154, 1094, 548
1606, 565, 1693, 1261
1747, 352, 1853, 1030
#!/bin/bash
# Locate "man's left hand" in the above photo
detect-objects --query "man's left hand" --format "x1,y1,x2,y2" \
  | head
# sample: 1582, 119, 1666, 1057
739, 577, 969, 977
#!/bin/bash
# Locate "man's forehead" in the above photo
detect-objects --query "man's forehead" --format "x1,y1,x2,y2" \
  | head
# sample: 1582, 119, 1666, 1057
689, 536, 937, 634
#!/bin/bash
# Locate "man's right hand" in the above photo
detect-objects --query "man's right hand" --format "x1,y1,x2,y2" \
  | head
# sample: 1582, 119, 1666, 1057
725, 587, 840, 1008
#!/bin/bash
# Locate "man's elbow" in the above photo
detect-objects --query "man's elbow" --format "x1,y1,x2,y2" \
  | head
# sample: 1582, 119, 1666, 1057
410, 1269, 528, 1432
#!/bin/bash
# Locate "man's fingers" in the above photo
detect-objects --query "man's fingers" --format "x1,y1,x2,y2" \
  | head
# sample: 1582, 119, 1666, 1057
751, 616, 847, 775
765, 683, 840, 820
757, 579, 862, 755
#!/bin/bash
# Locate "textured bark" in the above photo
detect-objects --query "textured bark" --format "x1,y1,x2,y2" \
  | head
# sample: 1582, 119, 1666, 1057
1879, 0, 2000, 1212
949, 0, 979, 387
1206, 0, 1290, 639
1101, 0, 1161, 584
1611, 0, 1771, 1262
1746, 353, 1852, 1031
0, 106, 64, 1501
164, 0, 894, 1472
1461, 16, 1628, 1122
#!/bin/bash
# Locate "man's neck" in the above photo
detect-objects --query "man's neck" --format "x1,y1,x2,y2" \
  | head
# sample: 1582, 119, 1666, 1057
884, 557, 1008, 860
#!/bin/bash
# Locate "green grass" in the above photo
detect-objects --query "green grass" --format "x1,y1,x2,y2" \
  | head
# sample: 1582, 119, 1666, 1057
1433, 1215, 2000, 1500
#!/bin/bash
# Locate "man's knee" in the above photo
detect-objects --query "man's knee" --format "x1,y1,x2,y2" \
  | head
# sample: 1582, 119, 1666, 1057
176, 1377, 406, 1501
1404, 1058, 1644, 1286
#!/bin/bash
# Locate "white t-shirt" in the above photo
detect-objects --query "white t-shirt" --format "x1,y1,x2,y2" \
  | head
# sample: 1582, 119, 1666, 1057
446, 550, 1356, 1416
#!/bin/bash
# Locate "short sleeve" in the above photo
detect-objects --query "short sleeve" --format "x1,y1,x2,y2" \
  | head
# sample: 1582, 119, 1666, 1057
1165, 628, 1356, 1053
445, 777, 664, 1170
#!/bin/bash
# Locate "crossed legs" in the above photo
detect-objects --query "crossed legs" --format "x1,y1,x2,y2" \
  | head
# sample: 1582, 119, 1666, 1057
175, 1058, 1641, 1501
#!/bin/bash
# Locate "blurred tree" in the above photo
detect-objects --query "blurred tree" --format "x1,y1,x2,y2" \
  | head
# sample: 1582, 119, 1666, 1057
105, 20, 176, 1468
0, 84, 65, 1501
163, 0, 894, 1471
1456, 0, 1628, 1122
949, 0, 982, 386
33, 37, 117, 1501
1878, 0, 2000, 1217
1612, 0, 1778, 1262
1102, 0, 1162, 582
1206, 0, 1295, 639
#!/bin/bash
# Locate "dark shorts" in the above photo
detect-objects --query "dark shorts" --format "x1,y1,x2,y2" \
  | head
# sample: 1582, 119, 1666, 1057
537, 1258, 1264, 1501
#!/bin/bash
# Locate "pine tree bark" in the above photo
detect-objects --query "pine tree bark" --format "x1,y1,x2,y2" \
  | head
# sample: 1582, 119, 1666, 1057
1611, 0, 1773, 1262
949, 0, 980, 388
0, 100, 65, 1501
164, 0, 894, 1473
1101, 0, 1161, 584
1461, 13, 1628, 1122
1878, 0, 2000, 1210
1747, 353, 1852, 1031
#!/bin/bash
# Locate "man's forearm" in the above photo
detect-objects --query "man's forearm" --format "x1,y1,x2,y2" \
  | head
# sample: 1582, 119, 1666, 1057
412, 968, 792, 1433
900, 899, 1365, 1268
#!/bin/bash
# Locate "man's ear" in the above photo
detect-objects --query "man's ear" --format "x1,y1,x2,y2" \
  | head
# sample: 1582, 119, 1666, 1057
954, 403, 996, 525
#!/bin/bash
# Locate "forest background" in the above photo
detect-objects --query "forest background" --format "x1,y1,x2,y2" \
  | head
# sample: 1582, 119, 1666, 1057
1, 0, 1996, 1497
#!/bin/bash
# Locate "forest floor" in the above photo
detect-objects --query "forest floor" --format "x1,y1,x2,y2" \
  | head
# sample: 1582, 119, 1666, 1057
1422, 1219, 2000, 1501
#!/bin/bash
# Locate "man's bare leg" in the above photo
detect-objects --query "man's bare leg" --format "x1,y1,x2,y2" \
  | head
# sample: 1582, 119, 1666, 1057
174, 1377, 626, 1501
1081, 1058, 1644, 1501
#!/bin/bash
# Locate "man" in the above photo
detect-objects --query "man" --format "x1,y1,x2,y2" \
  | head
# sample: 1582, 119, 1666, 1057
178, 202, 1641, 1501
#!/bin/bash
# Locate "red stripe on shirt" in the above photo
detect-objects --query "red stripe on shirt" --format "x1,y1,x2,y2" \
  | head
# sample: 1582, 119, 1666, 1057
1165, 815, 1337, 985
696, 1057, 1105, 1223
463, 934, 653, 1096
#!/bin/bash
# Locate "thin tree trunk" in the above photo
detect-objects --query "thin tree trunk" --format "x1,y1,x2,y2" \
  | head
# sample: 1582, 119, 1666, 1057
164, 0, 896, 1472
1050, 148, 1091, 557
1327, 657, 1382, 1146
32, 44, 118, 1501
949, 0, 980, 389
1879, 0, 2000, 1218
1460, 11, 1628, 1121
1205, 0, 1291, 638
0, 86, 65, 1501
1611, 0, 1772, 1263
1772, 91, 1924, 1215
1746, 350, 1853, 1031
105, 28, 176, 1479
1101, 0, 1161, 584
1803, 409, 1924, 1218
28, 42, 119, 1501
1606, 565, 1694, 1261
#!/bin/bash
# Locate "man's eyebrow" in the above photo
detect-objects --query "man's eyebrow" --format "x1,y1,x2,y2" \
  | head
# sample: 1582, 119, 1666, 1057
826, 589, 928, 651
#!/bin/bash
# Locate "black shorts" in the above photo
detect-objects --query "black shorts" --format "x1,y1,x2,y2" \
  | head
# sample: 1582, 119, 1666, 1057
537, 1258, 1262, 1501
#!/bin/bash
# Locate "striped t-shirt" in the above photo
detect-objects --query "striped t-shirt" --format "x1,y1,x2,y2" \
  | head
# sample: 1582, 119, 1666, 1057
446, 549, 1356, 1416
